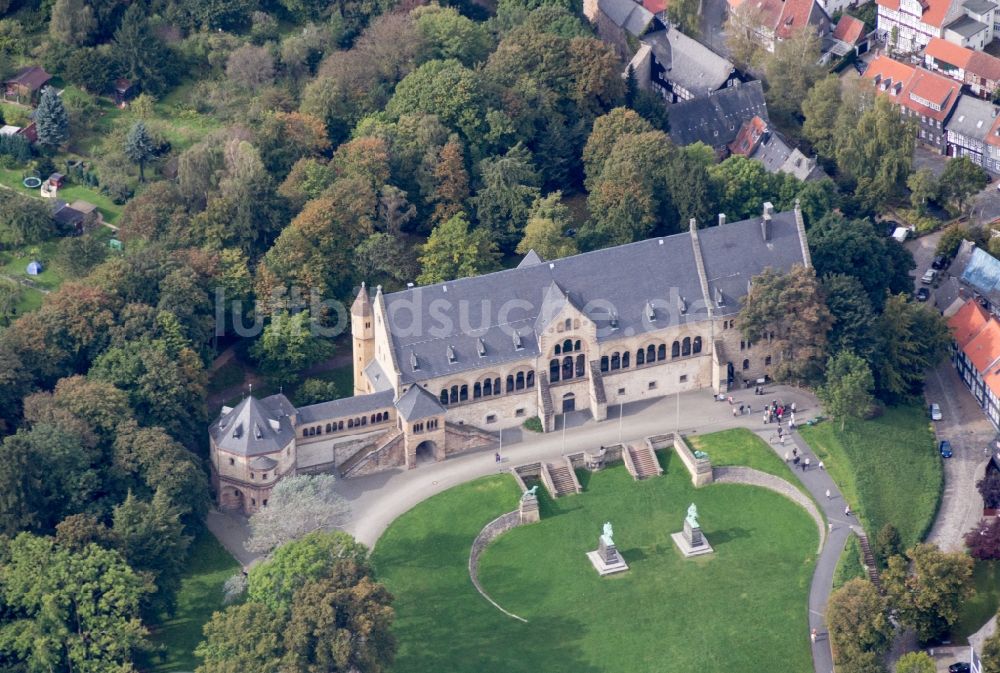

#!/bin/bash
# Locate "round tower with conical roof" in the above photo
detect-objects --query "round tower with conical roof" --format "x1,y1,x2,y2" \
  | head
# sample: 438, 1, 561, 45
351, 282, 375, 396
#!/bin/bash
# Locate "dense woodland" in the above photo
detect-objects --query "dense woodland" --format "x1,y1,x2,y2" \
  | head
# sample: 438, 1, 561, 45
0, 0, 989, 668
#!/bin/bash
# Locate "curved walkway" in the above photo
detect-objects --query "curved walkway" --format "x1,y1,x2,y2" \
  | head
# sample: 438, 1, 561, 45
752, 428, 864, 673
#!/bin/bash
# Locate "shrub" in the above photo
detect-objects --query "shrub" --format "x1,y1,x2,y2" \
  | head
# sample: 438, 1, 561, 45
523, 416, 543, 433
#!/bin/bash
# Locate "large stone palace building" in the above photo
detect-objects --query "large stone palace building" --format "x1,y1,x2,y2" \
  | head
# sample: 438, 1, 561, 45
209, 202, 811, 513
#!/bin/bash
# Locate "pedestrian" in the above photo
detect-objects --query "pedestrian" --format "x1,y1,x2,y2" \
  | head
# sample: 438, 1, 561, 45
763, 411, 768, 424
733, 406, 738, 417
778, 426, 783, 437
801, 460, 806, 472
818, 461, 825, 470
747, 403, 752, 414
739, 404, 744, 415
794, 455, 800, 465
805, 457, 811, 470
785, 452, 791, 461
791, 402, 796, 413
495, 452, 501, 464
792, 447, 798, 457
810, 628, 817, 644
845, 505, 851, 516
828, 522, 833, 533
825, 489, 831, 499
780, 435, 786, 446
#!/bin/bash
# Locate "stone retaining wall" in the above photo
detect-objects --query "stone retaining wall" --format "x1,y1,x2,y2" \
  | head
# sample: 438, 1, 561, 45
468, 511, 528, 622
673, 434, 713, 487
713, 466, 825, 553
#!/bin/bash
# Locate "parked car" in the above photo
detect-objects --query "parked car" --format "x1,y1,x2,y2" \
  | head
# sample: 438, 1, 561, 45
921, 269, 938, 285
940, 440, 953, 458
949, 663, 971, 673
930, 403, 943, 420
932, 255, 949, 270
884, 220, 901, 237
917, 287, 930, 302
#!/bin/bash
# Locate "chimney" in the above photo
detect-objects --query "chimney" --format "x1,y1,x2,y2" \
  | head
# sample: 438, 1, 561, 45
718, 213, 726, 226
761, 202, 773, 242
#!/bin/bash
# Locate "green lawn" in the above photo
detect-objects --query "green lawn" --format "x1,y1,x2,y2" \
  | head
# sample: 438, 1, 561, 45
373, 454, 817, 673
298, 363, 355, 400
799, 405, 941, 548
689, 428, 806, 491
147, 529, 240, 672
0, 240, 64, 290
0, 167, 123, 224
832, 535, 866, 590
951, 560, 1000, 644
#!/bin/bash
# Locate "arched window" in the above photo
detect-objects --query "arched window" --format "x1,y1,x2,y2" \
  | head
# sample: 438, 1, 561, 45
742, 359, 750, 370
562, 355, 574, 380
550, 359, 560, 383
474, 382, 482, 399
484, 378, 493, 396
494, 377, 501, 393
658, 343, 667, 360
515, 371, 525, 390
637, 349, 645, 366
574, 339, 581, 351
460, 385, 468, 402
325, 423, 332, 433
555, 344, 561, 355
338, 421, 344, 430
450, 386, 459, 404
527, 371, 535, 387
564, 318, 572, 330
440, 390, 448, 405
622, 351, 630, 368
647, 344, 656, 362
693, 336, 702, 354
671, 342, 679, 358
611, 352, 620, 370
370, 414, 376, 424
682, 337, 691, 356
601, 356, 609, 372
576, 353, 585, 377
506, 375, 514, 392
563, 338, 573, 353
348, 418, 354, 429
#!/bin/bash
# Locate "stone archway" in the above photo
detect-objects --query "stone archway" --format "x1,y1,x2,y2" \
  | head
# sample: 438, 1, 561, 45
415, 440, 439, 464
219, 484, 245, 512
562, 392, 576, 413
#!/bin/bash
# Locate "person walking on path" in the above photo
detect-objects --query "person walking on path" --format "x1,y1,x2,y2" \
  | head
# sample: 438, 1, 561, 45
825, 489, 831, 499
818, 461, 825, 470
844, 505, 851, 516
810, 628, 817, 644
804, 458, 811, 470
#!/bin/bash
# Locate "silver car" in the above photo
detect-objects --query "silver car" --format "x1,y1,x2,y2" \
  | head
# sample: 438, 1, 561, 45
929, 403, 942, 421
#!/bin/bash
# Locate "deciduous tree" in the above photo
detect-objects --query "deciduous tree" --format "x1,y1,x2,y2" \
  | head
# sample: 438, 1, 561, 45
429, 137, 470, 224
49, 0, 96, 45
582, 107, 653, 190
896, 652, 936, 673
251, 311, 334, 385
195, 602, 286, 673
938, 156, 990, 215
764, 27, 825, 125
883, 543, 974, 642
819, 351, 874, 429
826, 578, 893, 667
516, 192, 578, 260
979, 470, 1000, 509
873, 295, 950, 402
417, 213, 500, 284
908, 168, 938, 214
802, 75, 841, 159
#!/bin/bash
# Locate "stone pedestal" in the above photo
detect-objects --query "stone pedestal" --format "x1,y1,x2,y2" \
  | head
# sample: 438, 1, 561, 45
587, 535, 629, 576
519, 494, 540, 524
671, 520, 714, 558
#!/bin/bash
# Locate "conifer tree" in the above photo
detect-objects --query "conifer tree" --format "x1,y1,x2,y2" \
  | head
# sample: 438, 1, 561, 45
124, 121, 154, 182
34, 87, 69, 148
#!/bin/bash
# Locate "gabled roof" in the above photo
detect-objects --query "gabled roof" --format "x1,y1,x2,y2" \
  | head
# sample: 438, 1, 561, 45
988, 114, 1000, 148
945, 94, 998, 141
4, 66, 51, 90
965, 0, 998, 13
926, 37, 974, 69
394, 385, 445, 421
876, 0, 955, 27
642, 0, 669, 12
668, 80, 768, 148
964, 319, 1000, 373
643, 27, 737, 98
211, 394, 296, 457
944, 14, 988, 38
598, 0, 662, 36
967, 50, 1000, 82
948, 298, 991, 347
865, 56, 961, 123
833, 14, 866, 44
729, 115, 768, 156
517, 249, 544, 268
730, 0, 829, 39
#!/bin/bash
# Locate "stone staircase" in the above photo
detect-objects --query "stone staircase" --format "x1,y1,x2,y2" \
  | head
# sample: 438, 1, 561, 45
339, 431, 403, 478
858, 533, 882, 591
627, 444, 662, 480
547, 462, 578, 497
589, 360, 607, 405
538, 371, 554, 432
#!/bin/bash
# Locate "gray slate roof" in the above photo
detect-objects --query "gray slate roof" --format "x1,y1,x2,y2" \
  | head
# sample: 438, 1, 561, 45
946, 95, 997, 141
517, 249, 544, 268
381, 207, 807, 384
964, 0, 997, 15
644, 28, 736, 98
961, 246, 1000, 305
598, 0, 659, 36
750, 130, 826, 182
668, 81, 768, 148
394, 385, 445, 421
211, 394, 296, 457
297, 389, 395, 424
946, 14, 988, 37
364, 359, 394, 392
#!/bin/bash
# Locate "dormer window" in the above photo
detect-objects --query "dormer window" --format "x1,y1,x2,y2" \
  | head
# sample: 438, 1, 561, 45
232, 423, 243, 439
714, 287, 725, 307
410, 350, 419, 371
678, 296, 687, 315
447, 345, 456, 363
513, 331, 523, 350
254, 423, 263, 440
646, 302, 656, 322
477, 338, 486, 357
610, 310, 619, 329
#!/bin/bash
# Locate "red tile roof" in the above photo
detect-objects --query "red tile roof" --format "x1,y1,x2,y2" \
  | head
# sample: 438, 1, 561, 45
964, 319, 1000, 373
833, 15, 866, 44
925, 37, 974, 69
864, 55, 961, 123
875, 0, 953, 27
949, 299, 990, 348
988, 115, 1000, 148
728, 116, 768, 156
729, 0, 824, 39
967, 50, 1000, 83
642, 0, 668, 13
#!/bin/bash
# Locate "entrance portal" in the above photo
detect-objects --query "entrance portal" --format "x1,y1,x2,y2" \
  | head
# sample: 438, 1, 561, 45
562, 392, 576, 413
415, 440, 438, 464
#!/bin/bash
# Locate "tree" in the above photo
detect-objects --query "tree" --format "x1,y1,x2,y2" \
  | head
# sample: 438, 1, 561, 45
938, 156, 990, 215
113, 4, 174, 94
49, 0, 95, 46
896, 652, 936, 673
247, 475, 350, 553
819, 351, 874, 429
964, 518, 1000, 560
251, 311, 335, 385
429, 138, 470, 224
247, 530, 369, 608
821, 274, 879, 362
883, 543, 974, 642
417, 213, 500, 285
0, 533, 152, 672
196, 602, 286, 673
377, 185, 416, 235
978, 470, 1000, 509
355, 233, 418, 283
412, 5, 492, 66
516, 192, 578, 260
226, 44, 276, 92
34, 86, 69, 148
937, 223, 982, 258
294, 378, 339, 406
667, 0, 700, 34
764, 27, 825, 125
55, 230, 108, 276
826, 578, 893, 667
802, 75, 842, 159
725, 2, 767, 69
473, 144, 541, 252
739, 265, 833, 382
582, 107, 654, 190
875, 523, 902, 568
873, 295, 950, 402
908, 168, 938, 214
0, 191, 59, 246
124, 121, 155, 182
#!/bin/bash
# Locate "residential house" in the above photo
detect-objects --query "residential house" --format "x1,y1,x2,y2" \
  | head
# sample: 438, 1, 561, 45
627, 25, 748, 103
945, 94, 1000, 171
727, 0, 831, 52
52, 199, 100, 235
667, 81, 770, 151
948, 298, 1000, 427
728, 116, 828, 180
924, 37, 1000, 95
0, 123, 36, 143
864, 55, 962, 152
877, 0, 998, 54
2, 66, 51, 104
830, 14, 873, 56
585, 0, 663, 60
